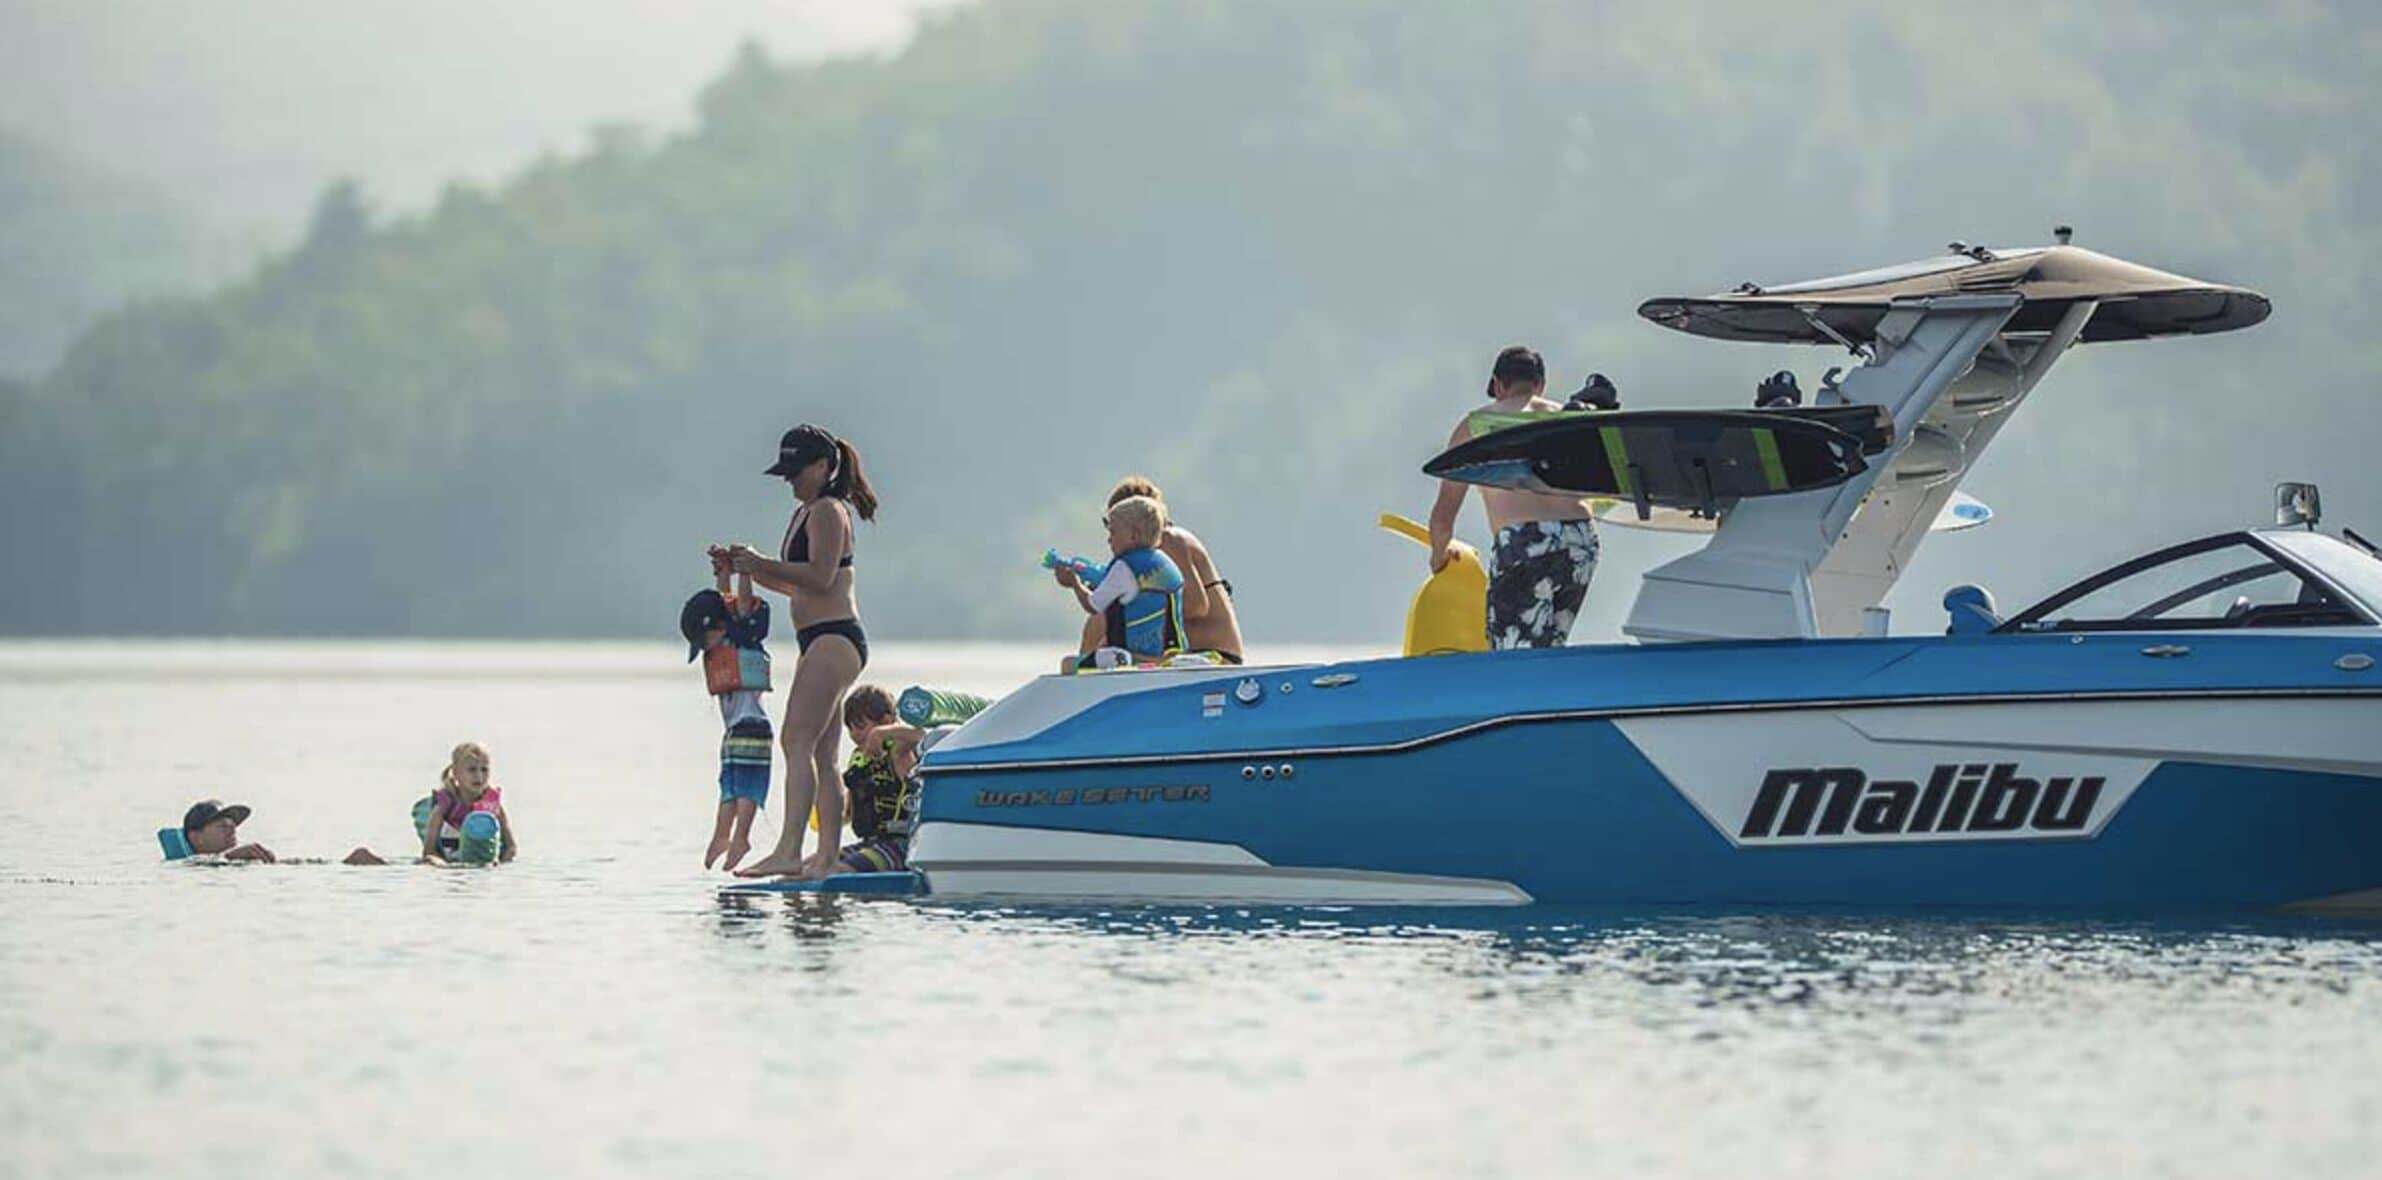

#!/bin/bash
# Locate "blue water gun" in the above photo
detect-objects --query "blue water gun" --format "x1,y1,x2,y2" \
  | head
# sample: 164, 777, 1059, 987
1040, 548, 1109, 585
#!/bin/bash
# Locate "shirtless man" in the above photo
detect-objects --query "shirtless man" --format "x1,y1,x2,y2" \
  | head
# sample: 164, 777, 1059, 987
1059, 477, 1246, 664
1426, 346, 1601, 650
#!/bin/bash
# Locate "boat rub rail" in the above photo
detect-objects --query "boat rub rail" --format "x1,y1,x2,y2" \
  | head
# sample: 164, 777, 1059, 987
922, 686, 2382, 774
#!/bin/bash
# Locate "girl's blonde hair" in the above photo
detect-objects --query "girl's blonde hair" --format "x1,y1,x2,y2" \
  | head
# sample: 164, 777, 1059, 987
440, 741, 493, 797
1106, 495, 1166, 548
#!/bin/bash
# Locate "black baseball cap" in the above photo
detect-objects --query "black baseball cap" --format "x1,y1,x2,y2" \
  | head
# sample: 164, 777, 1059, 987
763, 425, 837, 478
1491, 345, 1545, 385
182, 799, 251, 833
681, 589, 731, 661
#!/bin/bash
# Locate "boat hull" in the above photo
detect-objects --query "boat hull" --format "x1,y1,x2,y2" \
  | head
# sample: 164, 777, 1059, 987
910, 638, 2382, 908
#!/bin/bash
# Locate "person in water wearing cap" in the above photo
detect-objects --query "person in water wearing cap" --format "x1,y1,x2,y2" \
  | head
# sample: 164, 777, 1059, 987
720, 424, 880, 879
1425, 345, 1601, 650
1057, 476, 1246, 664
683, 556, 774, 871
160, 799, 386, 864
162, 800, 273, 862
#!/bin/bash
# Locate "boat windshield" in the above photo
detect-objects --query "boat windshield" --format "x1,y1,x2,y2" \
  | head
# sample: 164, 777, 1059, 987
2260, 529, 2382, 618
1759, 251, 2044, 296
2001, 532, 2371, 632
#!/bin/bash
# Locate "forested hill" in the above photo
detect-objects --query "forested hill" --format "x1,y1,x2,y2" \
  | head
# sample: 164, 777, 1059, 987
5, 0, 2376, 642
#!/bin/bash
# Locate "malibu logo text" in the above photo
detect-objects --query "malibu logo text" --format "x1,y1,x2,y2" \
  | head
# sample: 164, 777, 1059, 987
1739, 764, 2103, 840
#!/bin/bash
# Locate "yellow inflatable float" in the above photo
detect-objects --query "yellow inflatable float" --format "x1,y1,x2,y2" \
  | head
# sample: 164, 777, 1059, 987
1378, 513, 1487, 656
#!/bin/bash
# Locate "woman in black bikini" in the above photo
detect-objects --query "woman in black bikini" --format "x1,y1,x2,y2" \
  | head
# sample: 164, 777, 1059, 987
723, 424, 877, 879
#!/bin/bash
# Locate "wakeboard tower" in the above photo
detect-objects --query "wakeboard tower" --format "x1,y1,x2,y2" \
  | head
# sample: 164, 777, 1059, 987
1618, 237, 2270, 641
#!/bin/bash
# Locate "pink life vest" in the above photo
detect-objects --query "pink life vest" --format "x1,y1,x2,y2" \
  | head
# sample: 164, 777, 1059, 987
432, 786, 502, 832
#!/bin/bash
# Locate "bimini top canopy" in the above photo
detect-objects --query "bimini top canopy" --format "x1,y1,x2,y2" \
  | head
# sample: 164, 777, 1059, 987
1637, 244, 2271, 345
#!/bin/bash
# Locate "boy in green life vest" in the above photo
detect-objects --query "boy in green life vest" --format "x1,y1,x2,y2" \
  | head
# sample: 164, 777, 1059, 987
833, 685, 923, 874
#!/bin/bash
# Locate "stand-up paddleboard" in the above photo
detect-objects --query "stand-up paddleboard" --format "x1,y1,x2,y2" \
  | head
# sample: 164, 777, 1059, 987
1427, 409, 1869, 517
721, 870, 925, 896
1377, 513, 1488, 655
1593, 489, 1996, 535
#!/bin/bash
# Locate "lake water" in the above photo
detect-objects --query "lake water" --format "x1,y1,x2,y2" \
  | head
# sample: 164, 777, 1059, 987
3, 640, 2379, 1178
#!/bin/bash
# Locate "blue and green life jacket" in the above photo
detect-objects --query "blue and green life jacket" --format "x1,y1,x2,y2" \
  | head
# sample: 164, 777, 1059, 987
1105, 546, 1186, 659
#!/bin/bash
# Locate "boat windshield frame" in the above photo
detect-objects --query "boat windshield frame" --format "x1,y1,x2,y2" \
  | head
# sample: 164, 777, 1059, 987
2259, 528, 2382, 620
1997, 529, 2380, 633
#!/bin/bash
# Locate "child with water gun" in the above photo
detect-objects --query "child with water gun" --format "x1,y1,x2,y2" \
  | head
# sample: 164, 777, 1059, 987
1047, 495, 1186, 669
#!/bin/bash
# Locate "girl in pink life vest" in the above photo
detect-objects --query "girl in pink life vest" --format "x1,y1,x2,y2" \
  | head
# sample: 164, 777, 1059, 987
414, 742, 518, 866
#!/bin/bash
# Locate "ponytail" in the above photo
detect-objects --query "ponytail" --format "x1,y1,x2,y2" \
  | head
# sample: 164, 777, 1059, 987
828, 438, 878, 522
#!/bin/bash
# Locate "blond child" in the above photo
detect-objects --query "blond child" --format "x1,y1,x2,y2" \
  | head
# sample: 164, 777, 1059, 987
413, 742, 516, 865
1055, 495, 1186, 668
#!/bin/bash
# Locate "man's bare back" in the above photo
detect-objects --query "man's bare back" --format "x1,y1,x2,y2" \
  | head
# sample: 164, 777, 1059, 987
1427, 391, 1591, 570
1465, 393, 1595, 532
1424, 345, 1603, 651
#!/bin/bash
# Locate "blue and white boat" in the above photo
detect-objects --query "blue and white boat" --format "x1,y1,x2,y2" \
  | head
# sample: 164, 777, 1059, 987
902, 239, 2382, 910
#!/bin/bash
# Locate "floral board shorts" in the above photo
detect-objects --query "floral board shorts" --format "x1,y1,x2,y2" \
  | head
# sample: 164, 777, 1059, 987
1487, 519, 1599, 650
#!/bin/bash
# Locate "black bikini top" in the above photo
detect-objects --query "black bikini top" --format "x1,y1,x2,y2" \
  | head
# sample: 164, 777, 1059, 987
783, 504, 855, 569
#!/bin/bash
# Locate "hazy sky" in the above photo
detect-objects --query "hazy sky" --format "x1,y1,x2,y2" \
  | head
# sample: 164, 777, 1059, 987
0, 0, 968, 240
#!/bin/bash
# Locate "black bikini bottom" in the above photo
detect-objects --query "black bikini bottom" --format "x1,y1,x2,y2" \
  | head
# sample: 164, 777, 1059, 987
796, 619, 869, 668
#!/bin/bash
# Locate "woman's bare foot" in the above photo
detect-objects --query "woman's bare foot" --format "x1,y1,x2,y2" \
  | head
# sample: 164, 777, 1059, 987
735, 851, 808, 878
800, 849, 841, 879
721, 838, 752, 873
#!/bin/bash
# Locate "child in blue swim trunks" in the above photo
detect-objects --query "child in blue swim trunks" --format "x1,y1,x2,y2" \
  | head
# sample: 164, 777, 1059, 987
685, 559, 773, 871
